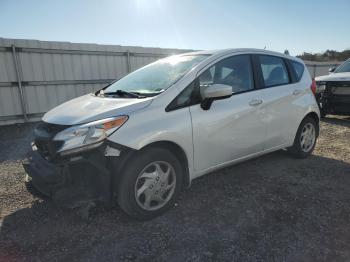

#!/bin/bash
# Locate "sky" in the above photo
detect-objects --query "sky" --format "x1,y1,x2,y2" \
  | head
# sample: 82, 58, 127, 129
0, 0, 349, 56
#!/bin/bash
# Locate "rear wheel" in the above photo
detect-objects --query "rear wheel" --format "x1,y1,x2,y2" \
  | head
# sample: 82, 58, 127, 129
117, 147, 183, 220
288, 116, 318, 158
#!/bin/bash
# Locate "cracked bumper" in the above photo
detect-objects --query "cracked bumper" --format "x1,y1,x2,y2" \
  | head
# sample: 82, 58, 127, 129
22, 141, 134, 207
23, 149, 65, 197
22, 144, 113, 207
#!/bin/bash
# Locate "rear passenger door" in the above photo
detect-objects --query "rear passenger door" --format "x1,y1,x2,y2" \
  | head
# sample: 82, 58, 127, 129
255, 55, 306, 149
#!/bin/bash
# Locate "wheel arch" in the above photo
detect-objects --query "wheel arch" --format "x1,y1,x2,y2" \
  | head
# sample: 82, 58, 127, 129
139, 141, 191, 188
303, 111, 320, 137
289, 110, 320, 147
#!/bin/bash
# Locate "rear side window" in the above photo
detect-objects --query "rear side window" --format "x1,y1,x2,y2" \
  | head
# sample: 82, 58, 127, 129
259, 55, 290, 87
291, 61, 304, 81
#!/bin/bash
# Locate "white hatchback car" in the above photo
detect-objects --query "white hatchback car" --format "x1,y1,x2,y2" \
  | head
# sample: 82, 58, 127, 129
24, 49, 320, 220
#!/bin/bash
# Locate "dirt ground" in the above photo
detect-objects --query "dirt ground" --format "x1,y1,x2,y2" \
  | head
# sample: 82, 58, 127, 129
0, 116, 349, 262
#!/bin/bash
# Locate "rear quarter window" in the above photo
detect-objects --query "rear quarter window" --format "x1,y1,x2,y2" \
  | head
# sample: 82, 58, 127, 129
291, 61, 304, 81
259, 55, 290, 87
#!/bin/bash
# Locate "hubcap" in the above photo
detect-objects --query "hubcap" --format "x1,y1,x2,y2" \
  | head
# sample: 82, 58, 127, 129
300, 123, 316, 152
134, 161, 176, 211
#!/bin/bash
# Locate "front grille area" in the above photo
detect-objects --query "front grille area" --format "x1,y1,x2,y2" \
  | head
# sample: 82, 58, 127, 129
34, 121, 70, 159
321, 81, 350, 115
36, 121, 69, 135
326, 82, 350, 104
327, 81, 350, 96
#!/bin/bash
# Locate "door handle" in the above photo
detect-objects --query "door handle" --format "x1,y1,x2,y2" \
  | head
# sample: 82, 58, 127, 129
249, 99, 263, 106
293, 89, 302, 95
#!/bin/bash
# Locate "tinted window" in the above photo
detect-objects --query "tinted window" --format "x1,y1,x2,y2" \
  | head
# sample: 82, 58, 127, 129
166, 81, 197, 111
292, 61, 304, 81
334, 59, 350, 73
259, 55, 289, 87
199, 55, 254, 94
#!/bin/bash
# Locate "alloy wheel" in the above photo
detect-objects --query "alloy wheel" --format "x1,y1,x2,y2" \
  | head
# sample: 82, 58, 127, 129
134, 161, 176, 211
300, 123, 316, 152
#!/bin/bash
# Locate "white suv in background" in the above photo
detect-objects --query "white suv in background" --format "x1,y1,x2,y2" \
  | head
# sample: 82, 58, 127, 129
24, 49, 320, 220
315, 58, 350, 117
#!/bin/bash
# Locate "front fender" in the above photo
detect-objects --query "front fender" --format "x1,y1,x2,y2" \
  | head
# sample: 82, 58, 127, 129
107, 105, 195, 180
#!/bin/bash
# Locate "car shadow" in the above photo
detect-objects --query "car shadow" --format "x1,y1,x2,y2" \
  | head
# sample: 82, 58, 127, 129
322, 115, 350, 128
1, 151, 350, 261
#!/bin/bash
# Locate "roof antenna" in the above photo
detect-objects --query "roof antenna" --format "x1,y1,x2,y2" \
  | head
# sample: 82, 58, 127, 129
263, 46, 266, 50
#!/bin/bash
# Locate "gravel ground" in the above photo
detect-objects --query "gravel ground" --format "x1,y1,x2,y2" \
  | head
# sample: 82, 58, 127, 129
0, 116, 349, 262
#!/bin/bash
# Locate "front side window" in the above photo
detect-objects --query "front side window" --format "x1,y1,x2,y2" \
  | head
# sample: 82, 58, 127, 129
334, 59, 350, 73
259, 55, 290, 87
198, 55, 254, 94
105, 55, 208, 95
166, 81, 198, 111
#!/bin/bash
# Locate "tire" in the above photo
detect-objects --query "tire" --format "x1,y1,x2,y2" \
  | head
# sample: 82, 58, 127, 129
117, 147, 183, 220
320, 109, 327, 118
288, 116, 318, 158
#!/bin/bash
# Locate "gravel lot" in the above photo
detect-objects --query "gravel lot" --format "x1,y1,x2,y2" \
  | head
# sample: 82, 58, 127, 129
0, 116, 349, 262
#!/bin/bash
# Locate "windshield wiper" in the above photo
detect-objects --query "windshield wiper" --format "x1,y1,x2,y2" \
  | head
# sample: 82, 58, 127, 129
100, 90, 146, 98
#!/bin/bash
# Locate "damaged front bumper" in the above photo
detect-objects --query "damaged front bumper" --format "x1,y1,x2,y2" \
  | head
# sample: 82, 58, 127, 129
23, 142, 132, 208
316, 81, 350, 115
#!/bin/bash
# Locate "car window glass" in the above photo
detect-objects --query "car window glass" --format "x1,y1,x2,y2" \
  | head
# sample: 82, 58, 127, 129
166, 81, 198, 111
259, 55, 289, 87
334, 59, 350, 73
105, 55, 208, 94
292, 61, 304, 81
198, 55, 254, 94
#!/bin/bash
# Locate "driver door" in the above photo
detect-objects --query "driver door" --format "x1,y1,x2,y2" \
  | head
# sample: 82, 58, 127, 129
189, 54, 267, 173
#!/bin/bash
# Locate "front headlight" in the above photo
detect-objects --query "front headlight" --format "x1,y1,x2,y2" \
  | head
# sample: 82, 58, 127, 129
54, 116, 128, 155
316, 82, 326, 93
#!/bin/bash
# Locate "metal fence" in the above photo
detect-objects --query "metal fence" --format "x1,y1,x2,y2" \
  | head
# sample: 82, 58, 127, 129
0, 38, 191, 125
0, 38, 344, 125
305, 61, 342, 79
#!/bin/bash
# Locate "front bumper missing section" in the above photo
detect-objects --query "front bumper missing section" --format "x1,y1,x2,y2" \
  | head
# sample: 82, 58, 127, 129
23, 142, 129, 208
317, 81, 350, 116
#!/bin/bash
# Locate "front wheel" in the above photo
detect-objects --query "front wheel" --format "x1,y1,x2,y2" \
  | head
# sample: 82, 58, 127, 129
117, 147, 183, 220
288, 116, 318, 158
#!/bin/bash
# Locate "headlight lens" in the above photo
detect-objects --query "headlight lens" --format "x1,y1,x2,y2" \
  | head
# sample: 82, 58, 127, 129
54, 116, 128, 155
316, 82, 326, 93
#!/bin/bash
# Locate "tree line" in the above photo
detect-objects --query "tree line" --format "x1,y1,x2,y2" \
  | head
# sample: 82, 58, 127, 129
297, 49, 350, 62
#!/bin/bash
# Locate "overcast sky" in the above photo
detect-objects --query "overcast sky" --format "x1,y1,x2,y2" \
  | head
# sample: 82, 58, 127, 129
1, 0, 349, 55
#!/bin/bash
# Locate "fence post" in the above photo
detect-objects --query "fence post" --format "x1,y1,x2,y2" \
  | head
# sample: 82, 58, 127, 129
11, 45, 28, 122
313, 64, 316, 78
126, 51, 131, 73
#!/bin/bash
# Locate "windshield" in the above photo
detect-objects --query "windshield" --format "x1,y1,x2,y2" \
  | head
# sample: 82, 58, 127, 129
104, 55, 208, 95
334, 59, 350, 73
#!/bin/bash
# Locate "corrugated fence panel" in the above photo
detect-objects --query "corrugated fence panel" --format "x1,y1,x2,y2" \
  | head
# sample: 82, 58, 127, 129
0, 37, 345, 125
305, 62, 342, 78
0, 38, 191, 125
0, 39, 24, 119
0, 86, 23, 116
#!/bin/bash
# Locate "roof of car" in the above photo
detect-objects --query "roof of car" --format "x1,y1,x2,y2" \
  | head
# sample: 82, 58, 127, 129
183, 48, 301, 62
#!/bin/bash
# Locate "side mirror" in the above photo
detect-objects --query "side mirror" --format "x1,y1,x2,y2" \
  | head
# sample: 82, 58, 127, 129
200, 84, 232, 110
329, 66, 336, 73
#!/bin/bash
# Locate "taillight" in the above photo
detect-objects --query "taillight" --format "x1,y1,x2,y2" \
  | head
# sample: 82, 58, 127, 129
311, 79, 317, 95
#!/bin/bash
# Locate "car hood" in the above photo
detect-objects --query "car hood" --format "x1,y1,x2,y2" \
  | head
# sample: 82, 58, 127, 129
43, 94, 153, 125
315, 72, 350, 82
